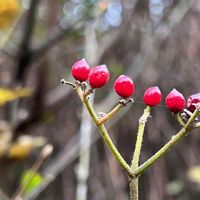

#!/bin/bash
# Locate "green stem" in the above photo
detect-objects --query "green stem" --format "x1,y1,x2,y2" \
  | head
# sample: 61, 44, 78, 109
130, 106, 151, 200
98, 103, 124, 125
129, 177, 138, 200
134, 107, 200, 177
76, 88, 133, 176
131, 106, 151, 170
98, 124, 133, 175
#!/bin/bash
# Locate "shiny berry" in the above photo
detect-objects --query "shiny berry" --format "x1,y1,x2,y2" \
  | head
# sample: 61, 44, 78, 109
114, 75, 134, 98
165, 89, 186, 113
143, 86, 162, 106
187, 93, 200, 112
88, 65, 110, 88
71, 58, 90, 82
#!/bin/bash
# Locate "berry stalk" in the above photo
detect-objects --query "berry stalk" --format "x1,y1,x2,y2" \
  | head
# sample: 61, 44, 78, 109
98, 102, 124, 125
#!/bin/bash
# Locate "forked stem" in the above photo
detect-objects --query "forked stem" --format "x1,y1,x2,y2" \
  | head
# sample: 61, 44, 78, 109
75, 87, 133, 177
61, 79, 200, 200
134, 106, 200, 177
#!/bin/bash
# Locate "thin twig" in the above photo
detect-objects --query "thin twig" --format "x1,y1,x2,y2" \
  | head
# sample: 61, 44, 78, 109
98, 103, 124, 125
11, 145, 53, 200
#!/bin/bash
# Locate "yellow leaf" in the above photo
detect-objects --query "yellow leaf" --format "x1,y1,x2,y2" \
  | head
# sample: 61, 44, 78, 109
187, 166, 200, 184
0, 88, 32, 105
8, 136, 46, 159
0, 0, 20, 30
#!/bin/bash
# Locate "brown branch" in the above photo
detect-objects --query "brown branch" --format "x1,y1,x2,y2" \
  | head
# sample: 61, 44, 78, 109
16, 0, 41, 81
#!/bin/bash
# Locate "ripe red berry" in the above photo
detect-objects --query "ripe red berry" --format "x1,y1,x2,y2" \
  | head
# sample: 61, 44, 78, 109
187, 93, 200, 112
114, 75, 134, 98
143, 86, 162, 106
88, 65, 110, 88
165, 89, 186, 113
71, 58, 90, 82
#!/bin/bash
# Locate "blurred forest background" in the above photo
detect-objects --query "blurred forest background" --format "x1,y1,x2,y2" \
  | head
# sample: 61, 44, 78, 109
1, 0, 200, 200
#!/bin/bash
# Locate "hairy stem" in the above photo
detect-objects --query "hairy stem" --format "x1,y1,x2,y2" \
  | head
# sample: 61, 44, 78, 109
130, 106, 151, 199
131, 106, 151, 169
134, 107, 200, 177
129, 177, 138, 200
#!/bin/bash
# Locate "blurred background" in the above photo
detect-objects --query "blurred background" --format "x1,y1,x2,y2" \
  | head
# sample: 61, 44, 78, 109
0, 0, 200, 200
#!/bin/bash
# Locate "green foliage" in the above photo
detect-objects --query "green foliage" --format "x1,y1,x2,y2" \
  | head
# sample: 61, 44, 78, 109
20, 170, 43, 194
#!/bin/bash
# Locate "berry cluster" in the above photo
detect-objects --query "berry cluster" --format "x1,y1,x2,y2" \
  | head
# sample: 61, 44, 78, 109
71, 58, 134, 98
70, 58, 200, 113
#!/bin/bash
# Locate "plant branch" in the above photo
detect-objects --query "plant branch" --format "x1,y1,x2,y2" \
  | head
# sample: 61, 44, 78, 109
134, 106, 200, 177
129, 106, 151, 200
76, 89, 133, 176
16, 0, 40, 81
11, 145, 53, 200
98, 103, 124, 125
131, 106, 151, 170
97, 123, 133, 176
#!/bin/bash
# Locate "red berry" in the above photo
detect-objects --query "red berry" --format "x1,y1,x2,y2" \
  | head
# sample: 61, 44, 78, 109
143, 86, 162, 106
187, 93, 200, 112
88, 65, 110, 88
114, 75, 134, 98
71, 58, 90, 82
165, 89, 186, 113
